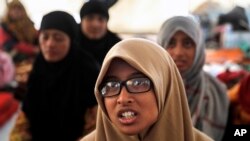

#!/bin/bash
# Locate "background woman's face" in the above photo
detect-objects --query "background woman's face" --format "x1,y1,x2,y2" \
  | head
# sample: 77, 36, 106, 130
81, 14, 107, 40
39, 29, 70, 62
9, 5, 25, 21
166, 31, 196, 73
103, 59, 158, 135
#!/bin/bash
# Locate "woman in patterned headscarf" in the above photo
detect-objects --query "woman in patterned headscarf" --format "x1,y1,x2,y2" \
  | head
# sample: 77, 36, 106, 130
81, 38, 212, 141
157, 16, 229, 141
0, 0, 38, 63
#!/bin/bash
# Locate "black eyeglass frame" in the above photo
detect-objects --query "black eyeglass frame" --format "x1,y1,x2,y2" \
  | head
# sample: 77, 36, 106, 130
99, 77, 153, 97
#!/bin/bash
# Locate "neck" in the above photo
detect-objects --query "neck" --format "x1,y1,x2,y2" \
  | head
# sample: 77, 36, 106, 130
138, 127, 149, 141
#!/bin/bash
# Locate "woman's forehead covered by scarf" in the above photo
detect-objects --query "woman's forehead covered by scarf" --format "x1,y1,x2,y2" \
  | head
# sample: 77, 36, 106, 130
40, 11, 77, 41
157, 16, 201, 49
95, 38, 184, 116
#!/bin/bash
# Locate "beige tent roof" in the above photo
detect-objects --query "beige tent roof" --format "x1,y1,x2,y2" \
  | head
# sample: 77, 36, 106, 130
0, 0, 246, 34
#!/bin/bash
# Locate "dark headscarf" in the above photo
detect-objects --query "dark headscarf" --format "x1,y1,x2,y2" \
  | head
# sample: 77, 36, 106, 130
80, 1, 109, 20
40, 11, 77, 41
23, 11, 99, 141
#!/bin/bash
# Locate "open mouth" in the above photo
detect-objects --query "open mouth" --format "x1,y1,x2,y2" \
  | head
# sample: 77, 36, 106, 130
118, 110, 138, 124
120, 111, 136, 118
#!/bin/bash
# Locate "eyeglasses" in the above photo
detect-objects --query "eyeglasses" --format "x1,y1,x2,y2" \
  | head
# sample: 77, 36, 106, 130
99, 77, 152, 97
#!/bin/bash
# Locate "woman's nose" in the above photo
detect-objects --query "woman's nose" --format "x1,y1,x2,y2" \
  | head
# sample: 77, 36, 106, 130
117, 86, 134, 105
45, 37, 56, 48
172, 43, 184, 56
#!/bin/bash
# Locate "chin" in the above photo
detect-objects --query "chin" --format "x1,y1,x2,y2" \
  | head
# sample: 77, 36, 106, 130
177, 67, 188, 73
90, 35, 103, 40
119, 128, 141, 136
45, 57, 60, 63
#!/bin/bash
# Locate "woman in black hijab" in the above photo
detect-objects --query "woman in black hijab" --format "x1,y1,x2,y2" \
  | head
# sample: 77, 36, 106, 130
22, 11, 99, 141
78, 1, 121, 66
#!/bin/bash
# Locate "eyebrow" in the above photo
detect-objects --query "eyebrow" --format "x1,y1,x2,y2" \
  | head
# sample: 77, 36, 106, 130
41, 30, 64, 36
184, 36, 194, 41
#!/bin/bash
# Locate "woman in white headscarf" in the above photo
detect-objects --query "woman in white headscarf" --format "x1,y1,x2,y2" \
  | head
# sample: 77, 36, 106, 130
81, 38, 213, 141
157, 16, 229, 141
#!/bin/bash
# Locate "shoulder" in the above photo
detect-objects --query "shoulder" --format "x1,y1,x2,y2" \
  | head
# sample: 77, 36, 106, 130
80, 130, 96, 141
193, 128, 214, 141
106, 30, 121, 42
74, 47, 100, 68
0, 25, 11, 41
71, 47, 100, 77
204, 71, 226, 89
0, 23, 10, 34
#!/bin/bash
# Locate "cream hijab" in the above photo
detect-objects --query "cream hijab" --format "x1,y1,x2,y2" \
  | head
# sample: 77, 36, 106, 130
157, 16, 229, 141
81, 38, 212, 141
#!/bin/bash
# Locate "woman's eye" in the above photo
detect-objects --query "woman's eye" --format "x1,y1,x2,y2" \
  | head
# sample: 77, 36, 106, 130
106, 82, 119, 88
40, 34, 48, 41
168, 40, 176, 48
54, 35, 64, 42
133, 80, 142, 86
183, 39, 195, 48
131, 79, 149, 86
131, 80, 138, 86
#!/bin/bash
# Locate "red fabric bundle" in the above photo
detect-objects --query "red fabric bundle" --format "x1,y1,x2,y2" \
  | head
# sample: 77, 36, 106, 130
217, 70, 248, 88
0, 92, 19, 127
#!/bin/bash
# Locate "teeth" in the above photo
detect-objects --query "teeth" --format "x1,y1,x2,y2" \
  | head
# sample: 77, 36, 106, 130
121, 111, 135, 118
